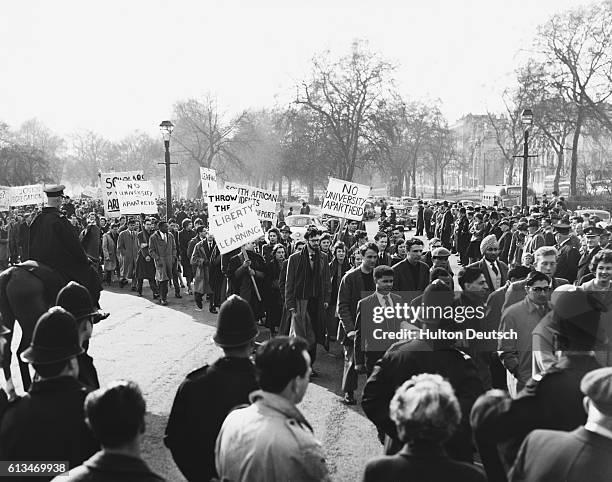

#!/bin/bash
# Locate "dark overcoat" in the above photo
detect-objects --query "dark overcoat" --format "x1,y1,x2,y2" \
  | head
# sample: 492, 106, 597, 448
164, 357, 257, 482
0, 377, 99, 475
135, 229, 156, 280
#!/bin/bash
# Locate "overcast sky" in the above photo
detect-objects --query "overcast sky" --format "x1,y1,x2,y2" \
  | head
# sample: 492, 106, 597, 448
1, 0, 592, 141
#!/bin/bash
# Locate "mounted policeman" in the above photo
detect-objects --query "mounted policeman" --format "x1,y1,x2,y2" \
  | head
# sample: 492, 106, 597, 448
28, 185, 102, 306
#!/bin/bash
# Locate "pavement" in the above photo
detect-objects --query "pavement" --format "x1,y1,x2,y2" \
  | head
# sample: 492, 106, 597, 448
4, 219, 460, 481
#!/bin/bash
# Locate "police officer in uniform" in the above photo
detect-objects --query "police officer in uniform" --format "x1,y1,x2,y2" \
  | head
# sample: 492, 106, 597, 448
28, 185, 101, 306
164, 295, 259, 482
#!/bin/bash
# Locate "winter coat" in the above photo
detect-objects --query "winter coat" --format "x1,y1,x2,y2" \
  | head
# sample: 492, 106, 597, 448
101, 232, 118, 271
190, 240, 212, 295
117, 229, 139, 279
148, 231, 177, 283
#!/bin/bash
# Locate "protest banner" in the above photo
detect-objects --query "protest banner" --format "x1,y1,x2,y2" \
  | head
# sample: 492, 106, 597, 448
114, 180, 157, 215
199, 167, 217, 197
209, 202, 263, 255
0, 187, 10, 211
224, 182, 278, 223
320, 177, 371, 221
10, 184, 45, 207
100, 171, 146, 218
205, 190, 240, 217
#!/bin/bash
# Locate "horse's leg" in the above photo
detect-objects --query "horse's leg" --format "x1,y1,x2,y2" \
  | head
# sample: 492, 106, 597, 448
5, 271, 47, 393
0, 268, 18, 399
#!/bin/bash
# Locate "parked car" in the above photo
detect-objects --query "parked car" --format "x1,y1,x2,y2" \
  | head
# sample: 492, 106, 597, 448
407, 204, 420, 225
574, 209, 611, 227
284, 215, 328, 241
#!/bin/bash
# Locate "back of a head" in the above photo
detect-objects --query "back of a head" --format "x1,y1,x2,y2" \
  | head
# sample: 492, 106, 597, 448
390, 373, 461, 444
255, 336, 309, 393
85, 380, 146, 448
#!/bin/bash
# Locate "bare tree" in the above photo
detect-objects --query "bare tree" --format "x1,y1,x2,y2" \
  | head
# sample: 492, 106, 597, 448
296, 40, 395, 181
535, 1, 612, 194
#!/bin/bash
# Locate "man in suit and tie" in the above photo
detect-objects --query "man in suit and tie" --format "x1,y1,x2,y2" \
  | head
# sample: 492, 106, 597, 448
355, 265, 403, 376
554, 222, 580, 284
503, 246, 569, 311
510, 367, 612, 482
374, 232, 391, 266
468, 234, 509, 295
577, 226, 603, 282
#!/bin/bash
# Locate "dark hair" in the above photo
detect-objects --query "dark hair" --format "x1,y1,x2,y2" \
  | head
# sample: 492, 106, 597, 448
359, 242, 379, 256
374, 231, 388, 241
508, 265, 531, 281
255, 337, 309, 393
430, 267, 451, 283
271, 243, 286, 258
525, 270, 551, 286
267, 227, 280, 238
374, 265, 394, 280
355, 230, 368, 240
85, 380, 146, 448
295, 240, 306, 250
332, 241, 346, 256
591, 249, 612, 272
195, 226, 205, 234
33, 360, 71, 378
319, 233, 332, 242
395, 238, 406, 247
405, 238, 425, 250
304, 227, 321, 240
181, 218, 192, 229
457, 267, 484, 290
168, 217, 176, 224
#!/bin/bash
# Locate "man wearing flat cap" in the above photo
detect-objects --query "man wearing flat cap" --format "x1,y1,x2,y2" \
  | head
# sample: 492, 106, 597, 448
165, 295, 258, 482
0, 307, 99, 471
510, 367, 612, 482
28, 185, 101, 306
554, 222, 580, 283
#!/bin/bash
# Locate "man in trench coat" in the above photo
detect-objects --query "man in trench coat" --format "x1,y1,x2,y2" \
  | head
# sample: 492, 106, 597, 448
117, 218, 139, 289
149, 220, 177, 306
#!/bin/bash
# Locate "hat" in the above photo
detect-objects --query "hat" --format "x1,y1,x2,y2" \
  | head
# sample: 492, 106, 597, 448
213, 295, 258, 348
550, 284, 607, 319
43, 185, 66, 198
431, 247, 451, 258
584, 226, 604, 236
553, 222, 571, 234
527, 218, 540, 228
581, 367, 612, 415
280, 225, 292, 233
56, 281, 105, 324
21, 307, 84, 364
517, 222, 528, 232
480, 234, 498, 255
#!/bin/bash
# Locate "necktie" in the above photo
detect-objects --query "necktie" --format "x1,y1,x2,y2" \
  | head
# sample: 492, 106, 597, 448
383, 295, 391, 307
490, 262, 499, 276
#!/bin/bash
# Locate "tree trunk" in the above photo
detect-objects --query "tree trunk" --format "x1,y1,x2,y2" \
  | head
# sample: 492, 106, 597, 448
287, 177, 292, 198
433, 161, 438, 198
570, 106, 584, 196
553, 148, 563, 193
440, 167, 445, 196
411, 160, 417, 198
308, 177, 315, 204
278, 177, 283, 197
505, 157, 515, 185
404, 171, 410, 197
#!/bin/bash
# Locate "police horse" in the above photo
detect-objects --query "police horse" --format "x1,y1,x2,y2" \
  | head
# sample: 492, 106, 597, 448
0, 260, 102, 399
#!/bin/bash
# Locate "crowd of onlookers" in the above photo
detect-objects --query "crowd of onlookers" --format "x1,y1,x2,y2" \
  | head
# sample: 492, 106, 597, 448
2, 191, 612, 481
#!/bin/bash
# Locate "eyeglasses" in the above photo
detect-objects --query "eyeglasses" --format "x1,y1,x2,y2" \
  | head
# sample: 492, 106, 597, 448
530, 286, 551, 293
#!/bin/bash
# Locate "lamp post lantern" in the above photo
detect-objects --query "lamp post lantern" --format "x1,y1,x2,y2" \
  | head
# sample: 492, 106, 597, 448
159, 120, 175, 220
520, 109, 533, 212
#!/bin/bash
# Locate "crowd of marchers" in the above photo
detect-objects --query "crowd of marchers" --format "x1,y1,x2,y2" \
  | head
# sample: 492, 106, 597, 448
2, 190, 612, 481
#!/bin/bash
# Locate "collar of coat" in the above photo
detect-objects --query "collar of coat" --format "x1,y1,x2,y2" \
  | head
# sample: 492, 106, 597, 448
249, 390, 313, 433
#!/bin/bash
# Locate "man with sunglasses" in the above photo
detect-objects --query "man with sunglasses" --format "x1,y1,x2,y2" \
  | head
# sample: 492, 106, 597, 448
499, 270, 552, 396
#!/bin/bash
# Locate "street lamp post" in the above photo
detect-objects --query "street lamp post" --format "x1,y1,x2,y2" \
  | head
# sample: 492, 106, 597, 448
159, 120, 175, 220
520, 109, 533, 212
